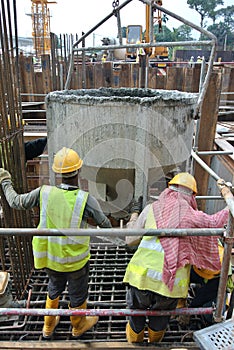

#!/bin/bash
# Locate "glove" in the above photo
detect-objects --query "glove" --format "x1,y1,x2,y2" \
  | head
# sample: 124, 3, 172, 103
217, 178, 225, 188
130, 196, 143, 214
0, 168, 11, 184
217, 178, 233, 198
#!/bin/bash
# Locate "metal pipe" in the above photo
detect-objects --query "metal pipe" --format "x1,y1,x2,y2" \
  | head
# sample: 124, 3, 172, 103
191, 150, 223, 182
0, 307, 214, 317
214, 192, 234, 321
151, 195, 224, 200
65, 0, 133, 89
73, 40, 212, 53
142, 0, 217, 118
196, 151, 233, 155
192, 150, 234, 217
0, 228, 225, 237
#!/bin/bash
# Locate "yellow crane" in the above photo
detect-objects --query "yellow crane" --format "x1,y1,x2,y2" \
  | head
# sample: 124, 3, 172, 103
31, 0, 57, 56
126, 0, 168, 60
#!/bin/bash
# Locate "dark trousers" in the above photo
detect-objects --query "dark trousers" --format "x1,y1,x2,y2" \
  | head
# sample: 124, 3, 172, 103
45, 262, 90, 308
126, 286, 178, 333
190, 267, 220, 307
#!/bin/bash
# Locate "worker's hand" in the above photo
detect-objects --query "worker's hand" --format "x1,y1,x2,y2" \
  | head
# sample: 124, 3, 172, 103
0, 168, 11, 184
130, 196, 143, 214
217, 178, 234, 200
217, 178, 226, 188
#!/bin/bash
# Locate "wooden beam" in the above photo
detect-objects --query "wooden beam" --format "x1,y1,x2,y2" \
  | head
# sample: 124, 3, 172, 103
0, 341, 200, 349
194, 71, 222, 210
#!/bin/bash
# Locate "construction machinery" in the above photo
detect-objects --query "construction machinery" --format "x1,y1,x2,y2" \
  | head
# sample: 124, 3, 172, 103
126, 0, 168, 61
31, 0, 57, 56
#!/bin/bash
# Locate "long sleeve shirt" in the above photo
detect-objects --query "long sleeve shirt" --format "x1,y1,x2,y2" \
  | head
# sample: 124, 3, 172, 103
1, 180, 112, 228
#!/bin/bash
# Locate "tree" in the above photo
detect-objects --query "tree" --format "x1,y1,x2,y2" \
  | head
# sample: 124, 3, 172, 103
187, 0, 223, 27
175, 25, 194, 41
154, 25, 194, 43
215, 5, 234, 31
205, 22, 234, 50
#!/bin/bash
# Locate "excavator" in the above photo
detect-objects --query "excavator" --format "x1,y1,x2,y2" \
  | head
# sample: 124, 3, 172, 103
126, 0, 169, 63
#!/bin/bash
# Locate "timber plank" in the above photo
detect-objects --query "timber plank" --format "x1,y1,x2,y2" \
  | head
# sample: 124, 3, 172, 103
0, 341, 200, 349
41, 55, 52, 94
103, 62, 113, 88
130, 63, 139, 88
194, 71, 222, 210
148, 67, 157, 89
94, 63, 104, 89
120, 63, 131, 88
19, 55, 36, 102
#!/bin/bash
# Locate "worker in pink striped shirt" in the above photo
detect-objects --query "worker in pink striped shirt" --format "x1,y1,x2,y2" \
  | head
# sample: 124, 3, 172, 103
124, 172, 229, 344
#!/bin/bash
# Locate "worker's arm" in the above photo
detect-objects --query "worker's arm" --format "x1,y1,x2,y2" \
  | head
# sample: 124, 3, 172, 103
0, 169, 40, 209
125, 204, 150, 247
24, 137, 47, 161
1, 180, 40, 209
84, 194, 112, 228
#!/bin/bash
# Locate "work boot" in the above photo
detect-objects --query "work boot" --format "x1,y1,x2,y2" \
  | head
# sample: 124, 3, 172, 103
148, 328, 165, 343
70, 300, 99, 337
42, 295, 60, 338
176, 298, 187, 308
126, 322, 144, 343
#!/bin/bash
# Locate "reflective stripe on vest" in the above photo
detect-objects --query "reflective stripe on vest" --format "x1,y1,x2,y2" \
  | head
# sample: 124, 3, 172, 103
33, 185, 90, 272
123, 205, 190, 298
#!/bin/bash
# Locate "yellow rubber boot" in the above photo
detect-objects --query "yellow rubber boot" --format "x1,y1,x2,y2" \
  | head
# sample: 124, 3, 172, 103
42, 295, 60, 338
126, 322, 144, 343
70, 300, 99, 337
148, 328, 165, 343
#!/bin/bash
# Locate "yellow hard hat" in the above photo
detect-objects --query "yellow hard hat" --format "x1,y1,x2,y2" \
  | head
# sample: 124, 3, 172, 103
168, 172, 197, 194
52, 147, 83, 174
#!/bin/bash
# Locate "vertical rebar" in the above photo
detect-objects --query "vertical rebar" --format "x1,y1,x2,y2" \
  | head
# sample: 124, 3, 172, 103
0, 0, 34, 298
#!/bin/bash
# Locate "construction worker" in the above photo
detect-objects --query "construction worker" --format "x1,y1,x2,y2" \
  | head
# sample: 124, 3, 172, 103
123, 172, 229, 344
189, 56, 194, 68
24, 137, 47, 161
0, 147, 112, 339
196, 55, 203, 63
136, 41, 145, 63
6, 114, 47, 161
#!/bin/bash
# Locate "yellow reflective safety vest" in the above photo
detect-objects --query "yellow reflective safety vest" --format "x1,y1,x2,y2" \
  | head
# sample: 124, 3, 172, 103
123, 205, 190, 298
32, 185, 90, 272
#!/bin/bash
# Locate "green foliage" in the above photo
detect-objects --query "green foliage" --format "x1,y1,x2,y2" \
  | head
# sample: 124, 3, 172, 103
205, 22, 234, 50
187, 0, 224, 27
186, 0, 233, 50
153, 24, 194, 43
215, 5, 234, 31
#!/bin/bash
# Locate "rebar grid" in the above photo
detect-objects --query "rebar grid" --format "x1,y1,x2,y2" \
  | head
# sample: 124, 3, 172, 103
0, 0, 34, 298
0, 243, 207, 344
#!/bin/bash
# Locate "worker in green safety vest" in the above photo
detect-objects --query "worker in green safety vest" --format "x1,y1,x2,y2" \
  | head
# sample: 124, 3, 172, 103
124, 172, 229, 344
0, 147, 112, 339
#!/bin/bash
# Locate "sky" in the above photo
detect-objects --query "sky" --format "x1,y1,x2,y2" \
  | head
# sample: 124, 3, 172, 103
16, 0, 232, 46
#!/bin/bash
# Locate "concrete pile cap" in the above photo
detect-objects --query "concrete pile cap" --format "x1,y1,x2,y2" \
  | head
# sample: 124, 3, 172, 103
46, 87, 198, 106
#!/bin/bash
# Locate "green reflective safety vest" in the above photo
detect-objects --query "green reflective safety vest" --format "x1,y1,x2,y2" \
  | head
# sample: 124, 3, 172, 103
33, 185, 90, 272
123, 204, 190, 298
